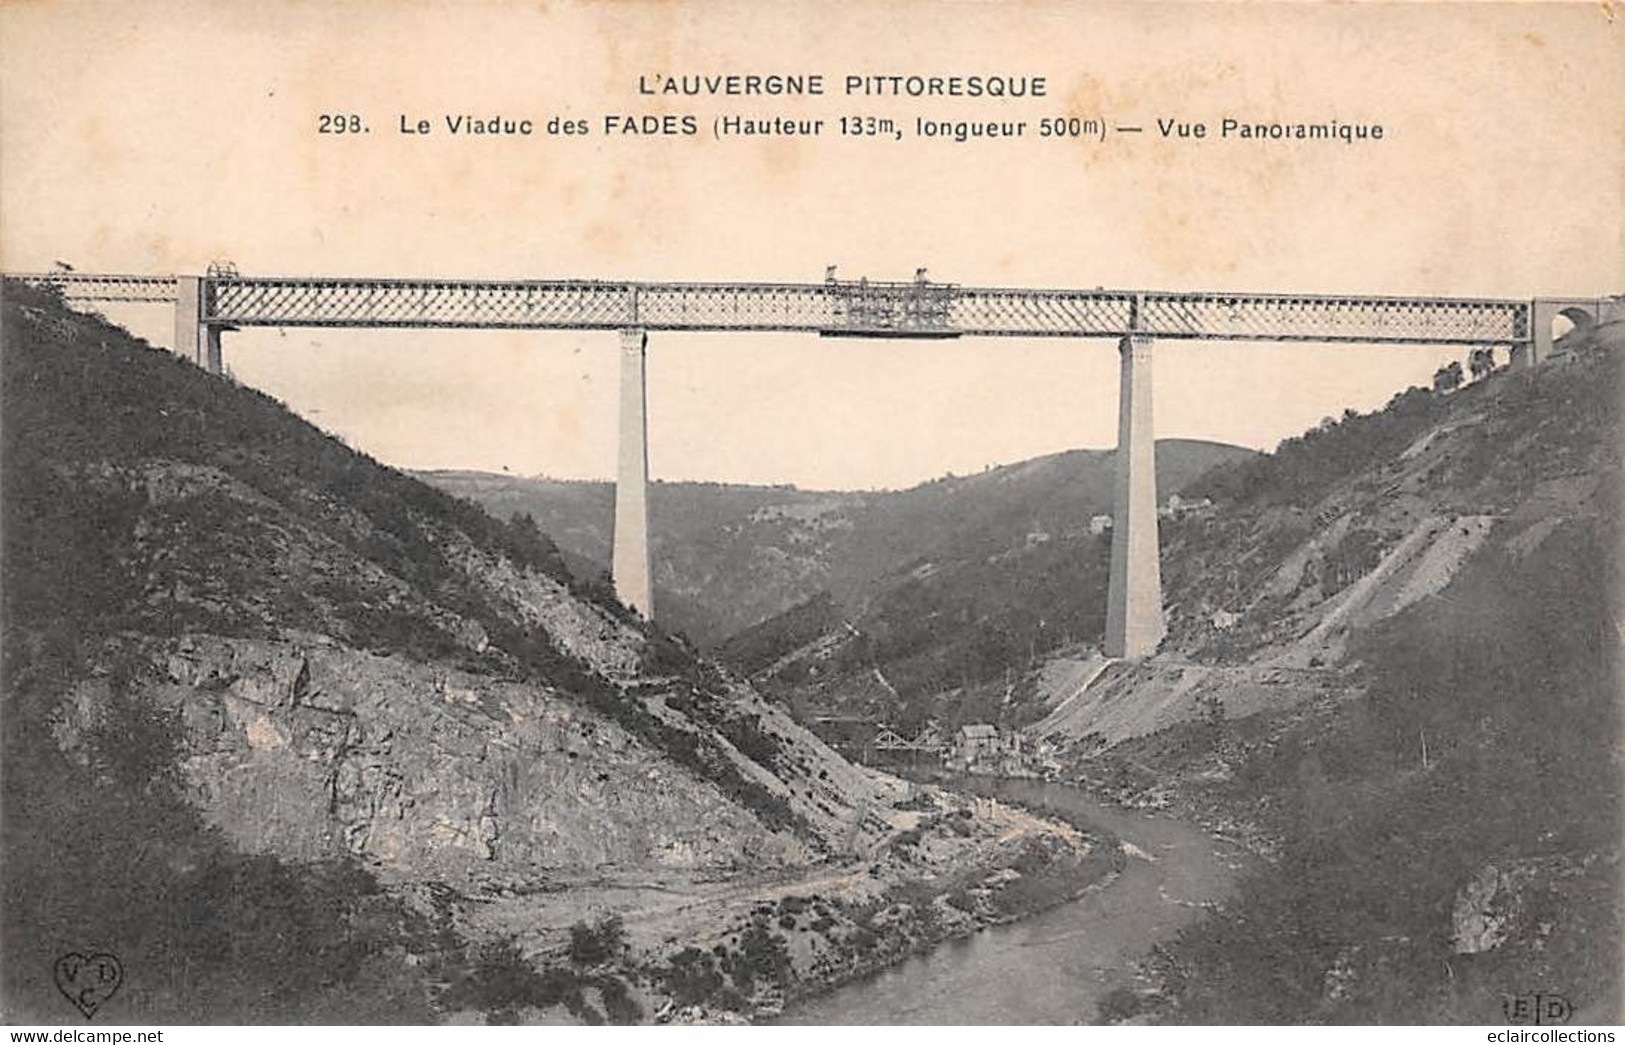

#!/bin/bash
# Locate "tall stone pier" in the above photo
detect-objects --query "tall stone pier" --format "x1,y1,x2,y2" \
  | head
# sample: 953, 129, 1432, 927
1104, 332, 1165, 659
173, 276, 222, 373
612, 328, 654, 618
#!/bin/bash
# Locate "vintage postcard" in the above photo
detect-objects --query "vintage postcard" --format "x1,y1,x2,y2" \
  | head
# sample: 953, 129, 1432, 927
1, 0, 1620, 1033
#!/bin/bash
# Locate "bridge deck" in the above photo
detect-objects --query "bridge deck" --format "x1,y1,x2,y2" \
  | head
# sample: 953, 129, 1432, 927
7, 272, 1531, 344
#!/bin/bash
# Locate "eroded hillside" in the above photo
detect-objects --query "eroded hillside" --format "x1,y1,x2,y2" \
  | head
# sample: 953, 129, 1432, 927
696, 323, 1621, 1024
0, 283, 1108, 1024
1065, 334, 1621, 1024
1037, 332, 1621, 754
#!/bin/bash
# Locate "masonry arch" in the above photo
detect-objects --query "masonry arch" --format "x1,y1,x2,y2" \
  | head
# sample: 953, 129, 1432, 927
1550, 305, 1595, 345
1528, 298, 1604, 366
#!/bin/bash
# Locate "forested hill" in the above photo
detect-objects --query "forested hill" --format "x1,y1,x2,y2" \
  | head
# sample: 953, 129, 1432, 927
1074, 328, 1622, 1024
423, 439, 1252, 646
0, 280, 892, 1021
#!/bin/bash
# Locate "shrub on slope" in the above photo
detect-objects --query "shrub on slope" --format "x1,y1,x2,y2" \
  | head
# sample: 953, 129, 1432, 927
0, 281, 825, 1019
1102, 426, 1620, 1022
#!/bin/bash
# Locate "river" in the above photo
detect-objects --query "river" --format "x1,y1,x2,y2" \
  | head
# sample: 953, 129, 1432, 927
778, 777, 1252, 1025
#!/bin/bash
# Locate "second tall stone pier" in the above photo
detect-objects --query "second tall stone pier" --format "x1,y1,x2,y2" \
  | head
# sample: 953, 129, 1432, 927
612, 328, 654, 619
1104, 331, 1165, 659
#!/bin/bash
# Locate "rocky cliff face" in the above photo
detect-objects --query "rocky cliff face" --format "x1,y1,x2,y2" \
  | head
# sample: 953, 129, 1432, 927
3, 282, 959, 1022
12, 427, 890, 885
54, 634, 822, 879
1031, 334, 1623, 753
1071, 336, 1622, 1024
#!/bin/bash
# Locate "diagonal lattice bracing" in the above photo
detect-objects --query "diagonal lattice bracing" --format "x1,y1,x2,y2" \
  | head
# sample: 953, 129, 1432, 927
212, 279, 638, 329
8, 272, 1532, 344
1127, 292, 1527, 345
952, 289, 1137, 336
9, 273, 180, 303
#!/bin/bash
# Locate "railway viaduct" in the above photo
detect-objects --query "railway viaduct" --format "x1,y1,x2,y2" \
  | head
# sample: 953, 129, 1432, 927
11, 268, 1612, 659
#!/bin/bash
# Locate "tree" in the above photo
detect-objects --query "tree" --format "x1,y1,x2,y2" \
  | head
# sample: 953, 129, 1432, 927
1432, 360, 1464, 393
568, 915, 626, 966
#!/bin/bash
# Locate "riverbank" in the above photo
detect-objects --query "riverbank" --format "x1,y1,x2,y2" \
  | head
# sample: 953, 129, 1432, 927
645, 779, 1128, 1024
749, 800, 1125, 1022
779, 775, 1254, 1024
437, 776, 1122, 1024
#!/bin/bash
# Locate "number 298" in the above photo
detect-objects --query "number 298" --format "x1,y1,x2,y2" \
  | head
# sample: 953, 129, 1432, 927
318, 114, 366, 134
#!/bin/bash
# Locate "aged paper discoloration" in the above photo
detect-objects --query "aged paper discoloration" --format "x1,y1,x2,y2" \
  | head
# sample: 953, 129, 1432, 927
5, 1, 1618, 481
1, 0, 1620, 1029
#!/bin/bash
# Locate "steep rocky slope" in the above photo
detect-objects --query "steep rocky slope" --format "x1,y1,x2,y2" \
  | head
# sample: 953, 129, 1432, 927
709, 322, 1621, 1024
1036, 329, 1622, 754
0, 282, 1105, 1024
0, 282, 890, 878
422, 439, 1251, 646
1059, 332, 1620, 1024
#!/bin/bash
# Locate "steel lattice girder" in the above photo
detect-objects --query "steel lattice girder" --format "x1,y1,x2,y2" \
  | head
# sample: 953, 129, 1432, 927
9, 273, 1532, 344
9, 273, 179, 303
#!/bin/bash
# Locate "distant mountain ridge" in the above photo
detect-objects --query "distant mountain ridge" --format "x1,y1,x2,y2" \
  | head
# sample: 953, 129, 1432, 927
708, 323, 1623, 1026
420, 439, 1255, 646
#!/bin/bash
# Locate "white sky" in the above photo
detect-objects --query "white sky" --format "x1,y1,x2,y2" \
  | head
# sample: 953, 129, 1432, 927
4, 2, 1621, 490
